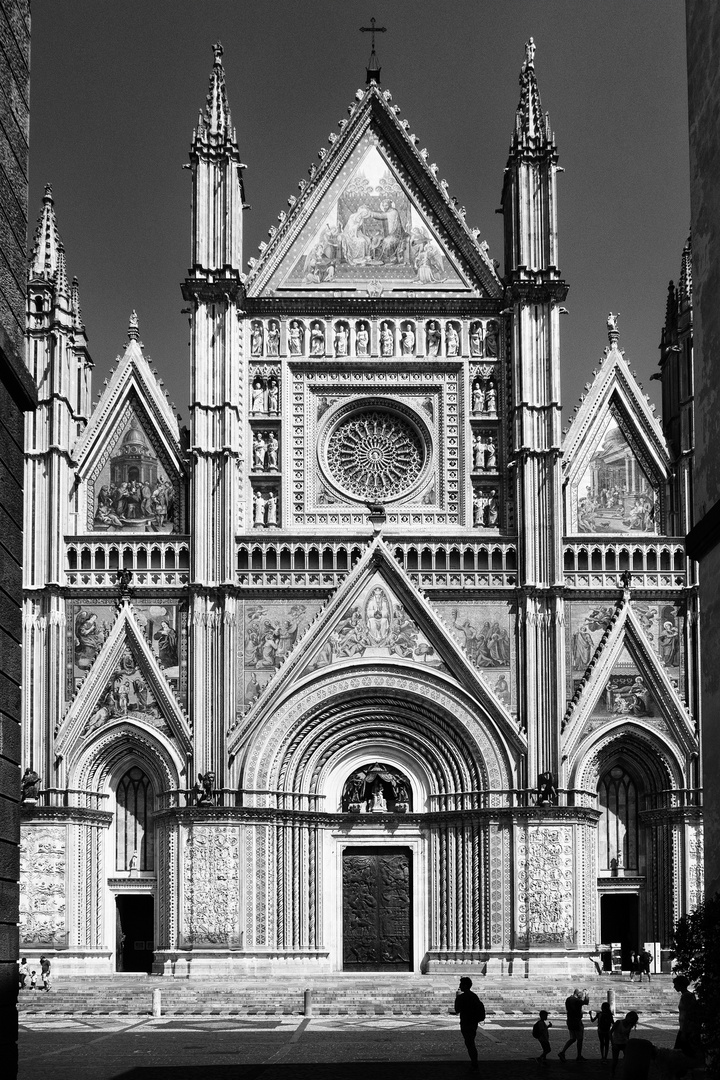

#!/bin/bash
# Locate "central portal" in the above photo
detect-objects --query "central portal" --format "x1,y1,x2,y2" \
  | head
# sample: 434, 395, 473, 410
342, 847, 412, 970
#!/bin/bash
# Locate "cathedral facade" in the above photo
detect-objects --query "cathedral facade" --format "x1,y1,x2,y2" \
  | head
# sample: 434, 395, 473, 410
19, 44, 701, 977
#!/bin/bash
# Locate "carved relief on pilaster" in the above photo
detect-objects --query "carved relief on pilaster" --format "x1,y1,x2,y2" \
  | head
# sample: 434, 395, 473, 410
181, 824, 240, 946
516, 824, 574, 947
687, 823, 704, 911
19, 824, 67, 947
489, 822, 505, 949
157, 819, 178, 949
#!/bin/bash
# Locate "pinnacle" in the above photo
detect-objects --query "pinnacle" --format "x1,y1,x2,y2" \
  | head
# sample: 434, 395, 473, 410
513, 37, 549, 145
679, 234, 692, 304
196, 40, 235, 143
29, 183, 63, 281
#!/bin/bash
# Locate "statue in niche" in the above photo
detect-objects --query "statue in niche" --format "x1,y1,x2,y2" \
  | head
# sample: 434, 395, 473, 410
380, 322, 394, 357
267, 378, 279, 414
252, 431, 267, 470
472, 380, 485, 414
253, 489, 266, 526
250, 321, 263, 357
356, 323, 369, 356
485, 436, 497, 470
445, 322, 460, 357
401, 325, 415, 356
470, 322, 484, 357
266, 491, 278, 526
251, 379, 266, 414
310, 321, 325, 356
265, 432, 278, 471
335, 324, 349, 356
426, 320, 441, 357
346, 773, 365, 808
473, 433, 486, 471
370, 777, 387, 812
266, 320, 280, 356
288, 320, 303, 355
341, 763, 413, 813
486, 489, 499, 525
485, 381, 497, 413
473, 489, 486, 526
128, 849, 139, 873
21, 768, 41, 803
536, 770, 557, 806
485, 322, 499, 357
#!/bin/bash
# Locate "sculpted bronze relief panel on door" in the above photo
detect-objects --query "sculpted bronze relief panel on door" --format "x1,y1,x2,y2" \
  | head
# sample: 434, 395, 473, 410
342, 847, 412, 970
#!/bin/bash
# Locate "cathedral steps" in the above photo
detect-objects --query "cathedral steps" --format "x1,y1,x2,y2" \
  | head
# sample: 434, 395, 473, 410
18, 974, 680, 1017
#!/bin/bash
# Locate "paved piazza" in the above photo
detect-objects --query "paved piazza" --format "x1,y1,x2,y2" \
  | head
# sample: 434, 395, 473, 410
19, 1014, 682, 1080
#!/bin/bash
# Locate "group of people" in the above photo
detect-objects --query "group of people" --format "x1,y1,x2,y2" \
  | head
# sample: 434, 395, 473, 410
18, 955, 51, 992
456, 977, 701, 1075
94, 475, 175, 532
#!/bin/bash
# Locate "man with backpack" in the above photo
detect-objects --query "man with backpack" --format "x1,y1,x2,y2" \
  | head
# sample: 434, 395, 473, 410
454, 976, 486, 1072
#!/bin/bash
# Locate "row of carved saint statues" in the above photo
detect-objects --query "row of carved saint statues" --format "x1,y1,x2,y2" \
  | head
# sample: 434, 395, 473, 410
249, 317, 501, 358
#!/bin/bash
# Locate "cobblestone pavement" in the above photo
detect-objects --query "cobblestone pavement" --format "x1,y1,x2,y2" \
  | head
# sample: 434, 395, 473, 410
19, 1014, 683, 1080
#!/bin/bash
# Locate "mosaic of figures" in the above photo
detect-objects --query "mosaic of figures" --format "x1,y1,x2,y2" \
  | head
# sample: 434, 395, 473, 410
574, 416, 658, 534
19, 826, 67, 947
241, 600, 323, 711
275, 139, 465, 290
434, 602, 515, 711
82, 638, 173, 738
88, 412, 179, 533
307, 576, 447, 675
67, 602, 185, 702
247, 316, 501, 360
568, 601, 685, 720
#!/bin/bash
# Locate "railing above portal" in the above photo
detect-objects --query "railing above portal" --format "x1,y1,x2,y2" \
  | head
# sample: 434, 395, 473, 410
642, 788, 703, 811
429, 788, 599, 811
562, 539, 689, 590
29, 788, 110, 810
157, 788, 327, 811
236, 539, 518, 589
65, 537, 191, 587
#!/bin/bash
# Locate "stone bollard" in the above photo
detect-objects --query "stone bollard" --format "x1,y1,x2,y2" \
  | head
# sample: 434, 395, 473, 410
152, 988, 162, 1017
303, 988, 313, 1017
607, 988, 616, 1014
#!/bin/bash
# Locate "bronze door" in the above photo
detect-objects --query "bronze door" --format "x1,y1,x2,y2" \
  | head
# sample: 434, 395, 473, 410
342, 847, 412, 970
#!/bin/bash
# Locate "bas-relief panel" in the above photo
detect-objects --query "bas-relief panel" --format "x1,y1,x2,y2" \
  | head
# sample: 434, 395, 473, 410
19, 826, 67, 947
516, 826, 574, 947
434, 602, 515, 712
568, 602, 685, 722
573, 416, 658, 534
240, 600, 323, 712
87, 410, 180, 533
182, 826, 240, 946
306, 575, 447, 675
278, 136, 467, 292
66, 601, 187, 704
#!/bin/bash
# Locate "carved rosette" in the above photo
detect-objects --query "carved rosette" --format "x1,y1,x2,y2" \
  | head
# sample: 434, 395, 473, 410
19, 824, 67, 947
325, 409, 424, 501
182, 824, 240, 946
516, 825, 574, 947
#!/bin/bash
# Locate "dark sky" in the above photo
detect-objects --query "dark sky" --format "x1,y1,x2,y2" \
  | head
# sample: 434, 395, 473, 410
29, 1, 689, 425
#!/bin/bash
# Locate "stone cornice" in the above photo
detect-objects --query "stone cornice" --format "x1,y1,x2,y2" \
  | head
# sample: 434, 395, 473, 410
155, 804, 600, 828
21, 805, 113, 828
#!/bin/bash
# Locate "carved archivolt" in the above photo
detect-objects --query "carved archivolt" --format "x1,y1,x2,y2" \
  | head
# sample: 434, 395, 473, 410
239, 666, 513, 799
71, 722, 182, 797
570, 720, 683, 795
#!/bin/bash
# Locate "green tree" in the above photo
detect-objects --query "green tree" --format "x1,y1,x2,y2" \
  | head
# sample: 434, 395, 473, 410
671, 893, 720, 1075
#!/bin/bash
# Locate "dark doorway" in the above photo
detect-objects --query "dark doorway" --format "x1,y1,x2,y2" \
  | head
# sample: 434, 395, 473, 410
116, 895, 154, 973
343, 847, 411, 971
601, 894, 639, 970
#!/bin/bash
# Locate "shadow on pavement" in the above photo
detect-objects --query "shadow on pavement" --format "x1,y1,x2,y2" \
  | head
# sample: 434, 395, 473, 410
114, 1062, 606, 1080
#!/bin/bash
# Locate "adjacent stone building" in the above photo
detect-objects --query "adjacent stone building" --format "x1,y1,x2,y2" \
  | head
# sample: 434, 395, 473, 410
18, 43, 701, 977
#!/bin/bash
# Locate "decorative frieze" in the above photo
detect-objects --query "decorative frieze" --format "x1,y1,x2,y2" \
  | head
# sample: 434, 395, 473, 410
182, 824, 240, 946
19, 824, 67, 948
516, 825, 574, 947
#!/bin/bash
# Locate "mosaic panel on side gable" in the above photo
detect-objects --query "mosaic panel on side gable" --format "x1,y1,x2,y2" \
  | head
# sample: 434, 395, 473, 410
433, 601, 516, 713
239, 599, 324, 714
567, 601, 685, 730
86, 408, 182, 533
66, 600, 188, 706
571, 415, 659, 535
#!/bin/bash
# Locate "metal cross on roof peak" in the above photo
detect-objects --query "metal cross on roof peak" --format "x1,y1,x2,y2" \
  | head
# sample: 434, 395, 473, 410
360, 16, 386, 52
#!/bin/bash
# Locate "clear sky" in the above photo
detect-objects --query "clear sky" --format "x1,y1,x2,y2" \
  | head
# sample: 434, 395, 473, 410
29, 1, 689, 425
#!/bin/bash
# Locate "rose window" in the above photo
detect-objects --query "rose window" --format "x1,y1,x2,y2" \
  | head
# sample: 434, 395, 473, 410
326, 410, 424, 500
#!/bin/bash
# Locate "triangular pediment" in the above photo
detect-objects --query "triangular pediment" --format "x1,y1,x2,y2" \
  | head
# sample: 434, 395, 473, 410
563, 339, 671, 536
246, 86, 502, 299
57, 601, 191, 758
228, 537, 523, 756
563, 598, 695, 761
73, 334, 185, 535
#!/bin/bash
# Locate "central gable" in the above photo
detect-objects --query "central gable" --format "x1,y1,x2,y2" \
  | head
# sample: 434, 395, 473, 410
269, 134, 471, 295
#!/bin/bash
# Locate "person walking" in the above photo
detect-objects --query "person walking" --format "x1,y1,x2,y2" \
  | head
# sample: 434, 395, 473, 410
454, 976, 485, 1072
18, 957, 29, 990
638, 949, 652, 984
611, 1011, 638, 1075
559, 988, 589, 1061
40, 954, 51, 992
629, 951, 638, 982
532, 1009, 553, 1065
589, 1001, 614, 1060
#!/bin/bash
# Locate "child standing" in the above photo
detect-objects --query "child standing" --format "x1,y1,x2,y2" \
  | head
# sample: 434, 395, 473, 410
18, 957, 29, 990
589, 1001, 614, 1060
29, 970, 37, 990
533, 1010, 553, 1065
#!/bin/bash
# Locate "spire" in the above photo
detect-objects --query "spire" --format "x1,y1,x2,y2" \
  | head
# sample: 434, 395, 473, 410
30, 184, 63, 281
71, 276, 84, 330
514, 37, 549, 144
197, 41, 235, 143
55, 244, 69, 299
679, 234, 692, 305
